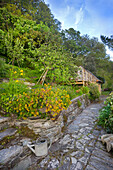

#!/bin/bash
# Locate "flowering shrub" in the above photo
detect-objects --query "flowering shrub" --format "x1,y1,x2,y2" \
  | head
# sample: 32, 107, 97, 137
0, 84, 71, 121
98, 92, 113, 133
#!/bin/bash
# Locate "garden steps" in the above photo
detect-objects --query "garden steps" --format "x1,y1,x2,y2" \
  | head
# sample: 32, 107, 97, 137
0, 116, 42, 169
0, 128, 17, 141
0, 115, 32, 169
0, 125, 33, 169
0, 116, 11, 130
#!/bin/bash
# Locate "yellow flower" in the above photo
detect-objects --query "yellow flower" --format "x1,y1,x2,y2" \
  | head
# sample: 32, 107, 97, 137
23, 117, 26, 120
20, 73, 23, 76
16, 80, 19, 82
20, 70, 23, 72
9, 101, 12, 103
36, 112, 39, 115
14, 71, 17, 74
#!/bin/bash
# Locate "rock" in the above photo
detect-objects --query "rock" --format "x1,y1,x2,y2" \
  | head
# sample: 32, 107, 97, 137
12, 156, 31, 170
47, 158, 59, 169
89, 155, 113, 170
20, 138, 32, 146
76, 141, 84, 150
75, 162, 83, 170
0, 117, 10, 123
71, 157, 77, 164
0, 128, 17, 141
85, 165, 97, 170
70, 152, 77, 156
59, 134, 71, 145
79, 153, 90, 165
101, 134, 113, 152
33, 122, 43, 128
43, 122, 50, 128
24, 82, 35, 86
0, 145, 23, 164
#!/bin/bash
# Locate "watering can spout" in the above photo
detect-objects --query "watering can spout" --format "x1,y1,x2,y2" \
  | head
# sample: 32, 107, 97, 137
27, 144, 35, 154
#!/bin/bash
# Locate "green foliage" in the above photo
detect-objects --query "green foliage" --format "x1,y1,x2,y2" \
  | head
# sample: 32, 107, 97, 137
101, 91, 110, 96
88, 83, 100, 101
0, 81, 28, 95
0, 7, 50, 66
0, 58, 9, 78
77, 100, 82, 107
0, 69, 28, 95
81, 86, 89, 94
54, 85, 89, 100
101, 35, 113, 50
98, 92, 113, 133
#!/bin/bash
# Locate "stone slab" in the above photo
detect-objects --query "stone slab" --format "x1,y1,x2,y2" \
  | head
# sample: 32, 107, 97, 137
0, 145, 23, 164
0, 128, 17, 141
0, 117, 10, 123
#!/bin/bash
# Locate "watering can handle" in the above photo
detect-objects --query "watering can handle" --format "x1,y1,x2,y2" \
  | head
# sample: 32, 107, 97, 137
27, 144, 35, 154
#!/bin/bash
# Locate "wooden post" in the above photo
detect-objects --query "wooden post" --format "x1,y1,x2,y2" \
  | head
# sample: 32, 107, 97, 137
83, 68, 84, 86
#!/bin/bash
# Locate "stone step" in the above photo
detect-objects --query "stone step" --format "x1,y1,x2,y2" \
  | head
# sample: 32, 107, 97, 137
0, 128, 17, 141
0, 116, 11, 130
0, 145, 23, 165
0, 143, 33, 169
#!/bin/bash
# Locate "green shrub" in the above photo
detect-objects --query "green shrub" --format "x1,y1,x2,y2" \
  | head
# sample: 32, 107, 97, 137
0, 81, 28, 96
88, 83, 100, 101
77, 100, 82, 107
98, 104, 113, 133
81, 86, 89, 94
98, 92, 113, 133
0, 68, 28, 95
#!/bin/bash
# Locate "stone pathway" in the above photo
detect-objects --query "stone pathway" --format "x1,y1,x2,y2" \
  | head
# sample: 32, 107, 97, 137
29, 98, 113, 170
0, 97, 113, 170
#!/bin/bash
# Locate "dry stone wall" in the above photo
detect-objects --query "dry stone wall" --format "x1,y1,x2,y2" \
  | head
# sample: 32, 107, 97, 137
15, 94, 90, 144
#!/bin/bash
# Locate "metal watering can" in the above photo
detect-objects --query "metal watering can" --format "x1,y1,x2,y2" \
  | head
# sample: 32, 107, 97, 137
27, 137, 52, 157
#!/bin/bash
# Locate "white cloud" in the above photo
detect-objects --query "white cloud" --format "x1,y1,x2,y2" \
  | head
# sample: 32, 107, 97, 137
106, 46, 113, 61
74, 6, 84, 29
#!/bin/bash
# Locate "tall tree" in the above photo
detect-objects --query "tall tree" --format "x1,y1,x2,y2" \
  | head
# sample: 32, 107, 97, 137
101, 35, 113, 50
0, 0, 61, 31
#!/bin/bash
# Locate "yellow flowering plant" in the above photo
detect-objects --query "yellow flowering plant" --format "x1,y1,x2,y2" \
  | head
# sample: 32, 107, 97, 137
0, 84, 71, 120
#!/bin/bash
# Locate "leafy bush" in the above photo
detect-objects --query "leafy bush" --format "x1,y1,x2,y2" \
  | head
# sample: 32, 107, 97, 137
98, 92, 113, 133
88, 83, 100, 101
98, 104, 113, 133
0, 81, 28, 96
0, 68, 28, 95
81, 86, 89, 94
55, 85, 89, 100
77, 100, 82, 107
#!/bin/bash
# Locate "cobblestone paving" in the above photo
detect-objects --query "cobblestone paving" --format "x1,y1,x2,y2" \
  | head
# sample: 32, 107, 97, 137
30, 98, 113, 170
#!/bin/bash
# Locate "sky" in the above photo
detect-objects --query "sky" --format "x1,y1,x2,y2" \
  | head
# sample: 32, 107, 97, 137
44, 0, 113, 61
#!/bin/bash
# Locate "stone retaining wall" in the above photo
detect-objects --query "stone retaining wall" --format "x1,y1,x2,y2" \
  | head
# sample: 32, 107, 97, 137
15, 94, 90, 144
63, 94, 90, 125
